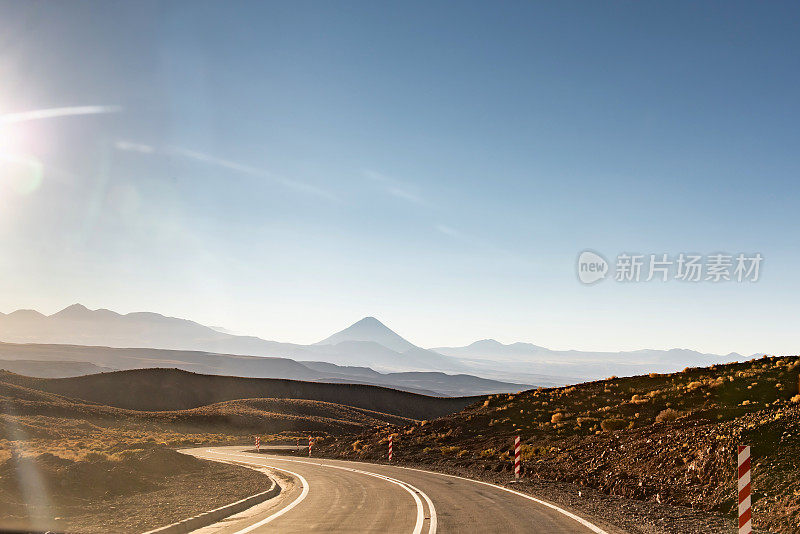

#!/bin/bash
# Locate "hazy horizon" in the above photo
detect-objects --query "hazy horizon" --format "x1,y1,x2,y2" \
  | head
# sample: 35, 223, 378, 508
1, 2, 798, 356
0, 301, 761, 357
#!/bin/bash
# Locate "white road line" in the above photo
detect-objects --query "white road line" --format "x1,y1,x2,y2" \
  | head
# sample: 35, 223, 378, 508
275, 457, 434, 534
198, 450, 309, 534
392, 464, 608, 534
207, 450, 435, 534
402, 478, 437, 534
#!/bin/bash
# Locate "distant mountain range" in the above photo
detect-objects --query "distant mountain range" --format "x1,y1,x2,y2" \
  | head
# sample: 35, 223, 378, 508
432, 339, 749, 381
0, 304, 755, 388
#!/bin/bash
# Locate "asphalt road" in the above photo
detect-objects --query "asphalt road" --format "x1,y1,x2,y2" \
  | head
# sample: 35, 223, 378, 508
182, 446, 611, 534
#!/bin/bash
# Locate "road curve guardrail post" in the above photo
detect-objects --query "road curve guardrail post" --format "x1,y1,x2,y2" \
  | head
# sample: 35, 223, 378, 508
308, 435, 312, 457
738, 445, 752, 534
389, 434, 393, 461
514, 435, 521, 480
255, 435, 260, 452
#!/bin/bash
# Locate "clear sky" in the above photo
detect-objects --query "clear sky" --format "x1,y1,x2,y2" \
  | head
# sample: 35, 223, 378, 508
0, 1, 798, 355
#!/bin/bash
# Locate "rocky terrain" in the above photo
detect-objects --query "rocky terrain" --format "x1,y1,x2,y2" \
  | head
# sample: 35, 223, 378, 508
315, 355, 800, 533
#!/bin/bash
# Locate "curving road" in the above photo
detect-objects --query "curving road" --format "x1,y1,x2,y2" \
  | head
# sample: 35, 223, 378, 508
181, 446, 614, 534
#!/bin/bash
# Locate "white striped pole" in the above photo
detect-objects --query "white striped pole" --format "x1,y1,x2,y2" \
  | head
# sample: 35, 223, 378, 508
514, 435, 521, 479
255, 436, 260, 452
389, 435, 393, 461
738, 445, 752, 534
308, 435, 312, 457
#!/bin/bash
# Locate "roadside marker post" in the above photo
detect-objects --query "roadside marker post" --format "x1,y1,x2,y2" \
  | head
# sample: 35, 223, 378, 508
389, 435, 393, 461
514, 435, 521, 479
738, 445, 752, 534
255, 436, 260, 452
309, 435, 312, 457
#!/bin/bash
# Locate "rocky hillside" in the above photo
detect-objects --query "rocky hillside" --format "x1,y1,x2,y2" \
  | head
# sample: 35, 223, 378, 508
316, 355, 800, 533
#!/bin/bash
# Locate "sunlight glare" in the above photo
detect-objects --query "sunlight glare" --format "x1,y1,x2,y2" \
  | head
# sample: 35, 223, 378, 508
0, 123, 44, 195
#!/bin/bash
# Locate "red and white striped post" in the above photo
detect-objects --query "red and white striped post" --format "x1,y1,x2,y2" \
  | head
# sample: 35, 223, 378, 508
308, 435, 313, 457
738, 445, 752, 534
514, 435, 521, 479
255, 436, 260, 452
388, 435, 393, 461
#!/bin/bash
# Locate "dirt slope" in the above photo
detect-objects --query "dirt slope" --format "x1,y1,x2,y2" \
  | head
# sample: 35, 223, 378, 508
0, 444, 270, 533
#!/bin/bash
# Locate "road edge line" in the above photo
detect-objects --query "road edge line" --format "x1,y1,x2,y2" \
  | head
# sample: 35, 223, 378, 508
141, 473, 280, 534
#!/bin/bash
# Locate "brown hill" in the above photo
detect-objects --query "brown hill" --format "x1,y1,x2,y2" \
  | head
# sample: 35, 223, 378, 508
2, 368, 479, 420
0, 373, 412, 440
316, 355, 800, 533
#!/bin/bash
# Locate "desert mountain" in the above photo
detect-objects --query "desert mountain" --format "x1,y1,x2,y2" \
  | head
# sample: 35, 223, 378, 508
0, 304, 751, 383
315, 317, 416, 352
0, 305, 465, 374
0, 304, 299, 356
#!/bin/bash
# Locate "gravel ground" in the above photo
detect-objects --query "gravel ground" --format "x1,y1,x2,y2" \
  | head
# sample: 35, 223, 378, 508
15, 458, 273, 534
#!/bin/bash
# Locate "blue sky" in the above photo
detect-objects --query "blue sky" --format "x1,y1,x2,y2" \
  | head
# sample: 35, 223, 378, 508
0, 1, 798, 354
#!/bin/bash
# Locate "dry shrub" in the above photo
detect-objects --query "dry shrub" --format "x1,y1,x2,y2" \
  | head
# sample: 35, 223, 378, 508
521, 444, 543, 461
655, 408, 681, 423
600, 418, 627, 432
551, 412, 565, 424
631, 394, 649, 404
576, 417, 596, 427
